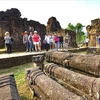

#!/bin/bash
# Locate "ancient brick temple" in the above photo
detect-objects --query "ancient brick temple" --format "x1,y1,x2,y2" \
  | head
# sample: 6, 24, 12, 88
0, 8, 46, 51
86, 18, 100, 47
0, 8, 77, 51
46, 17, 77, 47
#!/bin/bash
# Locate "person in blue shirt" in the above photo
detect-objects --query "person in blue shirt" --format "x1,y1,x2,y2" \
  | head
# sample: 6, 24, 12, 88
98, 35, 100, 48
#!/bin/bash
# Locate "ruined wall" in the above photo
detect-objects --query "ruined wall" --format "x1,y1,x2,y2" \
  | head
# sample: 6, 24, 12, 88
66, 30, 78, 47
46, 17, 77, 48
46, 16, 61, 32
0, 21, 9, 48
0, 8, 77, 51
0, 8, 46, 51
86, 18, 100, 47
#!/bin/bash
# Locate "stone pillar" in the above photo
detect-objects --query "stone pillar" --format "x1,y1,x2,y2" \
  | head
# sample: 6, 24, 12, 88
44, 63, 96, 100
26, 68, 83, 100
32, 55, 44, 71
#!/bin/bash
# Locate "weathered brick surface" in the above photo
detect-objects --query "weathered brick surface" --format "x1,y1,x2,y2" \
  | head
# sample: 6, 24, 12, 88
44, 63, 96, 100
0, 73, 20, 100
26, 68, 83, 100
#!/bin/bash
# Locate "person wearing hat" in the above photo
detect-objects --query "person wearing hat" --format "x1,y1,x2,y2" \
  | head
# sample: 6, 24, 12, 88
4, 31, 13, 53
32, 31, 41, 51
23, 31, 29, 52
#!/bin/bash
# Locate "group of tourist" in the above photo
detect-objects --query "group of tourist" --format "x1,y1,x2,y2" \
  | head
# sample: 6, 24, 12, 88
22, 31, 70, 52
43, 32, 70, 51
4, 30, 70, 54
23, 31, 41, 52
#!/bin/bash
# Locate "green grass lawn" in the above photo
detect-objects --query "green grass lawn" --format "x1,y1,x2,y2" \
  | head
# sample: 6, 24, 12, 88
0, 63, 35, 100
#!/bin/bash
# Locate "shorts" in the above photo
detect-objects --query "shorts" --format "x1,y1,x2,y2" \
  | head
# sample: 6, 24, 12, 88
34, 42, 39, 45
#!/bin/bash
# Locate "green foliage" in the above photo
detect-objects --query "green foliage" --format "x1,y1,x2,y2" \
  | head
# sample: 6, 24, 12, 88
66, 23, 76, 32
75, 23, 85, 33
76, 33, 86, 43
66, 23, 86, 43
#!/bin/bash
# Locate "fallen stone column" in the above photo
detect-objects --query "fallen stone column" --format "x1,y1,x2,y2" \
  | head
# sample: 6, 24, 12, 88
46, 51, 100, 76
46, 51, 72, 65
68, 54, 100, 76
92, 78, 100, 100
0, 73, 20, 100
26, 68, 83, 100
44, 63, 97, 100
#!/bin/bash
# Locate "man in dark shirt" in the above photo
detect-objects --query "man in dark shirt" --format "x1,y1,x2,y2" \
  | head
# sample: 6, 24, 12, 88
59, 34, 63, 49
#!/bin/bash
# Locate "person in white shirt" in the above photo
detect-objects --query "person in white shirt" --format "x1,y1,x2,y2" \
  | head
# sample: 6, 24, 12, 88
44, 33, 50, 51
49, 33, 54, 49
85, 37, 89, 47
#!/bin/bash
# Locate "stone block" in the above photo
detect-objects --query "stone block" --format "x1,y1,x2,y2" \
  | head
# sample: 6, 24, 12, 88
0, 73, 20, 100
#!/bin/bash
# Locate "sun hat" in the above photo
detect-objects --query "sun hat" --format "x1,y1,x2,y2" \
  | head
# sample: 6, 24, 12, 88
34, 31, 37, 33
24, 31, 28, 34
5, 32, 9, 36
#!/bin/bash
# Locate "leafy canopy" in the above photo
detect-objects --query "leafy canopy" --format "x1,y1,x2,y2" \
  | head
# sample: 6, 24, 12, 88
66, 23, 86, 43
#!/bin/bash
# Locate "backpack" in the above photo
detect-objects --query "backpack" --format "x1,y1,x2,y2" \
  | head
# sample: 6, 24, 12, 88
11, 37, 14, 42
43, 39, 47, 44
10, 37, 14, 44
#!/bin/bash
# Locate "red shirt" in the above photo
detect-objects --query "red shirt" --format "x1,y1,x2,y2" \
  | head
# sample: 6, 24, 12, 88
33, 34, 40, 42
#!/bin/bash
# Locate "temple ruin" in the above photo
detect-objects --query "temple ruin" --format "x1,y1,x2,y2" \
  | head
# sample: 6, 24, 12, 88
0, 8, 46, 51
86, 18, 100, 47
0, 8, 77, 51
46, 17, 77, 47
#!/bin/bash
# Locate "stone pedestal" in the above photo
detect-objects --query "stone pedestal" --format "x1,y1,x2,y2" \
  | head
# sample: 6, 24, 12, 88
32, 55, 44, 71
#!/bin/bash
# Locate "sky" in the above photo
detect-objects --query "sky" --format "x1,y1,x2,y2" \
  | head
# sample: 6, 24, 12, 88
0, 0, 100, 32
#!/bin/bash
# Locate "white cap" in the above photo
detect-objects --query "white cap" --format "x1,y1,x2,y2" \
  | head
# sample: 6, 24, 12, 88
34, 31, 37, 33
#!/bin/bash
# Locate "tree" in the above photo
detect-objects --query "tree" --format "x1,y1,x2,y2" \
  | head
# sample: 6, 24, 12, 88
66, 23, 76, 32
66, 23, 86, 43
75, 23, 85, 43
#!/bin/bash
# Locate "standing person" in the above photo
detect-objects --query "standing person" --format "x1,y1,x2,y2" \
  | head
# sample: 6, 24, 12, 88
44, 33, 50, 51
59, 34, 64, 49
54, 33, 59, 51
28, 32, 34, 52
49, 33, 54, 49
4, 31, 12, 54
98, 35, 100, 48
23, 31, 29, 52
64, 33, 70, 50
32, 31, 41, 51
39, 35, 41, 50
85, 36, 89, 48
